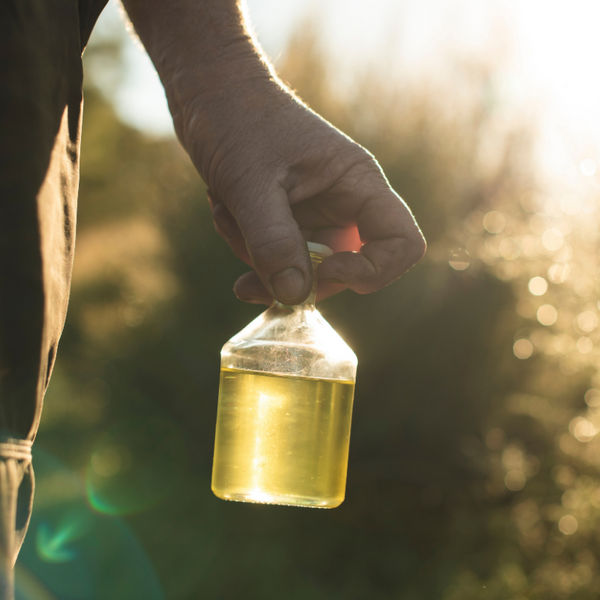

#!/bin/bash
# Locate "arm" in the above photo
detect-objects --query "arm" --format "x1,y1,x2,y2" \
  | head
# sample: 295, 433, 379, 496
121, 0, 426, 304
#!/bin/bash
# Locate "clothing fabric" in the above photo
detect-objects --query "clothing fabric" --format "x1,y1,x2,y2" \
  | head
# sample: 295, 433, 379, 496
0, 0, 107, 596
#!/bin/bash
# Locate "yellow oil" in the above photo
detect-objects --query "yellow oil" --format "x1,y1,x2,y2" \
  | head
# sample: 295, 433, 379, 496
212, 368, 355, 508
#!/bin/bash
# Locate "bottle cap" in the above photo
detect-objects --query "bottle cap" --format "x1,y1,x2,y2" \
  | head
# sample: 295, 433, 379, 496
307, 242, 333, 258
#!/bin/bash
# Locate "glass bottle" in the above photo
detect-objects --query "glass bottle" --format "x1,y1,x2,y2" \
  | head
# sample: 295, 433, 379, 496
211, 242, 357, 508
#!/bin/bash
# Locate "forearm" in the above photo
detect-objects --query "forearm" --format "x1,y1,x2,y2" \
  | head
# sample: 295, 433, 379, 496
121, 0, 288, 171
122, 0, 263, 85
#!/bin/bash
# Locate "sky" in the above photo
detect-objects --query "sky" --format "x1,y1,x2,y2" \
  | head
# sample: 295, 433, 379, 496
92, 0, 600, 182
94, 0, 507, 135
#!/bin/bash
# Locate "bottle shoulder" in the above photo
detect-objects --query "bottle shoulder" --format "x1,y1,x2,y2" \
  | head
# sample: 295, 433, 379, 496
221, 305, 357, 381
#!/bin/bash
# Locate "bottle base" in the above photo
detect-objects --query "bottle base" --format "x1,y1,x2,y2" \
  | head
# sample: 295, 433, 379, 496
212, 488, 343, 509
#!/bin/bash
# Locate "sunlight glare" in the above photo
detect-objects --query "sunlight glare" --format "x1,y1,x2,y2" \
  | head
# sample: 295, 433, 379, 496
580, 159, 597, 177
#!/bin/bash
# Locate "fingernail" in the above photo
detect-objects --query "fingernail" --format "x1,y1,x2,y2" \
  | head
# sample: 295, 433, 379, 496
270, 267, 306, 304
234, 293, 268, 305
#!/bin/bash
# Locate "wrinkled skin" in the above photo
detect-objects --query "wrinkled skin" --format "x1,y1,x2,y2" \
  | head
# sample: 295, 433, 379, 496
122, 0, 426, 304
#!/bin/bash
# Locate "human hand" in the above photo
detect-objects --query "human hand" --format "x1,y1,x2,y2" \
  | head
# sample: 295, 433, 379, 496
180, 83, 426, 305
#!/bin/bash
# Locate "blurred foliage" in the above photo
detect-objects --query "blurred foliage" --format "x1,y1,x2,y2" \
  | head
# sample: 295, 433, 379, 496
19, 18, 600, 600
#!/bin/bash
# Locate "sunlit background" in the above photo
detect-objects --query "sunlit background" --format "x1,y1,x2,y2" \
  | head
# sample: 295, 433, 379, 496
15, 1, 600, 598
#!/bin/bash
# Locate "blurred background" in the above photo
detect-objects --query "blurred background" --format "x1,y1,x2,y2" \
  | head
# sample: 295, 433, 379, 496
14, 1, 600, 598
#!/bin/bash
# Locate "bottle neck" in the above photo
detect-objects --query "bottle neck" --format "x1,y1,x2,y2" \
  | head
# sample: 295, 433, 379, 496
273, 254, 321, 309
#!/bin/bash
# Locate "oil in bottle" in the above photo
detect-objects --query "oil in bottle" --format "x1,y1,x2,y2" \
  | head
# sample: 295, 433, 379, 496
212, 367, 355, 508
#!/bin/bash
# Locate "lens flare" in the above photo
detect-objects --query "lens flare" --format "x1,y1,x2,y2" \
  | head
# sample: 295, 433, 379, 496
36, 510, 91, 563
17, 446, 166, 600
85, 417, 185, 516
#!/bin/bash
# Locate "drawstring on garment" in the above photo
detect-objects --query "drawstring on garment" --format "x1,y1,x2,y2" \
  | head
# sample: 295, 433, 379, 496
0, 439, 32, 462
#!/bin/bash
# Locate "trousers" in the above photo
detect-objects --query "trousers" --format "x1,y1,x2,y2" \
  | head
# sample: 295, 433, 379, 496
0, 0, 107, 597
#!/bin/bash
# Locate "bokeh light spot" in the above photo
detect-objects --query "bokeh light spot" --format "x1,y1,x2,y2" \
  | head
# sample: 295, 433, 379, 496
558, 515, 578, 535
528, 276, 548, 296
560, 194, 582, 215
576, 337, 593, 354
513, 339, 533, 359
571, 417, 597, 441
537, 305, 558, 326
577, 311, 598, 332
448, 248, 470, 271
580, 159, 597, 177
502, 445, 523, 470
548, 263, 570, 283
499, 238, 521, 260
585, 389, 600, 407
505, 470, 526, 491
483, 211, 506, 234
91, 445, 128, 477
542, 229, 564, 251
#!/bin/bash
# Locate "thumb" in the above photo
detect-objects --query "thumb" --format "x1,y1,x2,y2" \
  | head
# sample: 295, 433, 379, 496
230, 187, 312, 305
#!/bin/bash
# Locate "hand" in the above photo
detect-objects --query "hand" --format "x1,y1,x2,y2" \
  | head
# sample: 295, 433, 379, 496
181, 84, 426, 305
